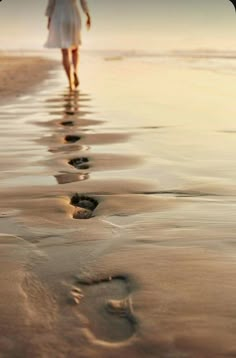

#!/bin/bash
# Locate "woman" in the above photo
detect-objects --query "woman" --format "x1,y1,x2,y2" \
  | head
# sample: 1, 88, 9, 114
45, 0, 91, 90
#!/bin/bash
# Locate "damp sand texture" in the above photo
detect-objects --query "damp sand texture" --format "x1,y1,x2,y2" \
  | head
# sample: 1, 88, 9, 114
1, 52, 236, 358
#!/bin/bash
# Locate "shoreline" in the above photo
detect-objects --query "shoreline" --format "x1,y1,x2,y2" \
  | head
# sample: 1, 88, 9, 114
0, 54, 59, 104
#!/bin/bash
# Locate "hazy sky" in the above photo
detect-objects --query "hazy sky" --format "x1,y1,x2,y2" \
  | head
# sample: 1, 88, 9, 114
0, 0, 236, 51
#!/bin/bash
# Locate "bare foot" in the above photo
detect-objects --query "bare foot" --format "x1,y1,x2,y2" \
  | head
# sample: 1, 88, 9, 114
69, 81, 75, 91
74, 72, 80, 88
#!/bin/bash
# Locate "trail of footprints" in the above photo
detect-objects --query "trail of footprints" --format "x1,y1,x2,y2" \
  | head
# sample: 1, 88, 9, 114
50, 91, 136, 343
58, 94, 99, 220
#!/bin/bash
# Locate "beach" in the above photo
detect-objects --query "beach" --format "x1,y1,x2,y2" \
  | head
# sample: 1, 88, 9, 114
0, 53, 58, 103
1, 50, 236, 357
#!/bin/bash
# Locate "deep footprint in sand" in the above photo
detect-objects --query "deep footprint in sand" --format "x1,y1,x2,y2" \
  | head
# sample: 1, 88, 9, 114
70, 194, 98, 219
61, 120, 74, 127
68, 157, 90, 170
65, 135, 81, 143
70, 275, 136, 343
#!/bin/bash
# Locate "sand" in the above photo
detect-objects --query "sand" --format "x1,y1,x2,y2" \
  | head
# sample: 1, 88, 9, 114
0, 53, 58, 103
1, 51, 236, 357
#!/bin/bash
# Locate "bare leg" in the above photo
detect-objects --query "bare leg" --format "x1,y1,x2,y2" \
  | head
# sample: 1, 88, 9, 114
61, 49, 74, 90
72, 47, 80, 87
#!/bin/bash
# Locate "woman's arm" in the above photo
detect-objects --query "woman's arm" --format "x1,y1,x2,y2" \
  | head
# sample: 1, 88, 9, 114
80, 0, 89, 15
80, 0, 91, 30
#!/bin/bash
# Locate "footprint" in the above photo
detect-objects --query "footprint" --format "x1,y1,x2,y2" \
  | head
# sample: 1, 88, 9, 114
70, 194, 98, 219
65, 135, 81, 143
68, 157, 90, 170
61, 121, 74, 127
70, 275, 136, 343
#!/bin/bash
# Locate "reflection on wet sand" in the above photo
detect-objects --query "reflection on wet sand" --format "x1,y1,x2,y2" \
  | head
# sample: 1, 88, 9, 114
55, 172, 89, 184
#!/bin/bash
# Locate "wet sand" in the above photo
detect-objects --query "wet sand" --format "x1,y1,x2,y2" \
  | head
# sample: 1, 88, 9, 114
0, 53, 58, 103
1, 52, 236, 357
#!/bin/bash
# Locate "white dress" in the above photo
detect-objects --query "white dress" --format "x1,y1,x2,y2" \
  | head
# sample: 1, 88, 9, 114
45, 0, 89, 48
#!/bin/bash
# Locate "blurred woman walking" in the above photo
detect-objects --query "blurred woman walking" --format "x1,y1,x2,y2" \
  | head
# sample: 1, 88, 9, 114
45, 0, 91, 90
